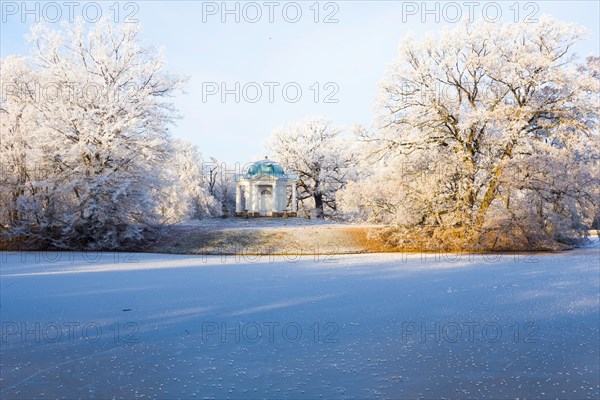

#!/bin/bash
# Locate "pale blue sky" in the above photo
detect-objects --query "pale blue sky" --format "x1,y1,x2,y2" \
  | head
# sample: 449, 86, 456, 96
1, 1, 599, 164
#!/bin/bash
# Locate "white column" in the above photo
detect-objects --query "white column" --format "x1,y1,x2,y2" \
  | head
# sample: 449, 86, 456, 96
248, 182, 254, 212
235, 184, 242, 213
272, 182, 278, 213
253, 185, 259, 213
291, 183, 297, 212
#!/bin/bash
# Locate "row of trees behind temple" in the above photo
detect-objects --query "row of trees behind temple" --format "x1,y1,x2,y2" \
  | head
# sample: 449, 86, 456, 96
1, 17, 598, 250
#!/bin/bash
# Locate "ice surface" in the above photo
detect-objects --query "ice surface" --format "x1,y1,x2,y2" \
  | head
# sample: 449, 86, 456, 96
1, 240, 598, 399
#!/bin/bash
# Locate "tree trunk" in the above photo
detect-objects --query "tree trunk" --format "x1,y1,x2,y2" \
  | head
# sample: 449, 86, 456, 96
473, 140, 516, 236
462, 151, 476, 226
314, 193, 324, 218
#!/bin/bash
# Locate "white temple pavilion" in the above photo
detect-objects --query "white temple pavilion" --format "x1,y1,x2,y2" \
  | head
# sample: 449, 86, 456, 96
235, 158, 298, 217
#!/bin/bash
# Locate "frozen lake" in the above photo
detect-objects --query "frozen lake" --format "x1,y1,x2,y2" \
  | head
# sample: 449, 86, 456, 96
1, 242, 598, 399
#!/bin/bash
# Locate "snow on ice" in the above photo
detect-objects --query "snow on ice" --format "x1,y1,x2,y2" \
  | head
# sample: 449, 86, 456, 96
0, 240, 598, 398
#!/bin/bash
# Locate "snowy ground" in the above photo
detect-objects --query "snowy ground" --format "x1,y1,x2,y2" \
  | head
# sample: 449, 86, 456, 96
176, 217, 355, 229
0, 241, 598, 399
152, 219, 385, 255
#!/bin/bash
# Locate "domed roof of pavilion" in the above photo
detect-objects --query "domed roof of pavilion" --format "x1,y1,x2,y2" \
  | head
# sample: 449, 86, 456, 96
246, 158, 286, 178
246, 158, 287, 178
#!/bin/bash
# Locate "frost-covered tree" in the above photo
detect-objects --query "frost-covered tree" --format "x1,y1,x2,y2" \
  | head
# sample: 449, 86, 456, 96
267, 117, 358, 218
342, 17, 599, 249
0, 56, 40, 234
0, 18, 186, 248
205, 156, 236, 217
157, 139, 218, 223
